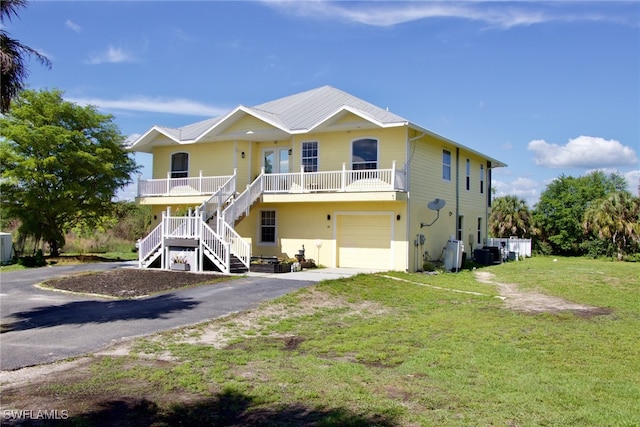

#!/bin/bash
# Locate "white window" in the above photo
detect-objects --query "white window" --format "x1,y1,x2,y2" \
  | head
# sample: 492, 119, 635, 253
466, 159, 471, 191
352, 138, 378, 170
477, 217, 482, 245
442, 150, 452, 181
480, 164, 485, 194
301, 141, 318, 172
259, 210, 276, 244
171, 152, 189, 178
457, 215, 464, 241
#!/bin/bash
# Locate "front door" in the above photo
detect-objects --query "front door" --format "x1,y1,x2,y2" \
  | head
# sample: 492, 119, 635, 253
263, 148, 290, 174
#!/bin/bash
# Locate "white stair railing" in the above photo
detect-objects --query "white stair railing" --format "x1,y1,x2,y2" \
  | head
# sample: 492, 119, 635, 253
198, 172, 236, 221
200, 221, 229, 272
140, 170, 257, 273
138, 221, 163, 268
222, 171, 264, 225
219, 215, 251, 270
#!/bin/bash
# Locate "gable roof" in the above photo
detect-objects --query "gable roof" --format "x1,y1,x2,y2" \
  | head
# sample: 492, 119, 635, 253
249, 85, 407, 131
129, 86, 408, 152
128, 86, 506, 167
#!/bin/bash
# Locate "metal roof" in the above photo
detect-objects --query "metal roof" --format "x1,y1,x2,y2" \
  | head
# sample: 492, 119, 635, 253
250, 85, 407, 131
127, 86, 506, 167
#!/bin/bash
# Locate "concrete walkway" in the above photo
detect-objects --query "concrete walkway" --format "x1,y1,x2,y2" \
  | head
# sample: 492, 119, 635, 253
247, 267, 386, 282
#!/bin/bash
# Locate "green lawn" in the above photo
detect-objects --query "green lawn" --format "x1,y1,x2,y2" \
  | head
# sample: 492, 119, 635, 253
6, 257, 640, 426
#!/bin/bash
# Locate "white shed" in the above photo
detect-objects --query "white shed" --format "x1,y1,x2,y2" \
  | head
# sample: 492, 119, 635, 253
0, 232, 13, 264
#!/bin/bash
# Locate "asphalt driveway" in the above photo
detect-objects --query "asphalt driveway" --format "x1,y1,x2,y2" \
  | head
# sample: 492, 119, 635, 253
0, 263, 319, 371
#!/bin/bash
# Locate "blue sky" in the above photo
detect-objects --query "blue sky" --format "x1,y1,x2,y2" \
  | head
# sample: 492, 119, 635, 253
8, 1, 640, 205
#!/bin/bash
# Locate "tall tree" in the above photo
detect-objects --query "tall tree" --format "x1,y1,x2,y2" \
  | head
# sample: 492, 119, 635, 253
533, 171, 628, 255
0, 89, 139, 256
489, 195, 534, 238
0, 0, 51, 113
583, 191, 640, 260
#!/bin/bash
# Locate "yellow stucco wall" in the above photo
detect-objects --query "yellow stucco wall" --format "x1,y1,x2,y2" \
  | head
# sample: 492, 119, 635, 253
142, 122, 495, 272
153, 142, 237, 178
235, 200, 407, 270
406, 130, 492, 271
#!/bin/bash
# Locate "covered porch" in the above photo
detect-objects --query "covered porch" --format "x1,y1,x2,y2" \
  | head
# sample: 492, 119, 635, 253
137, 162, 407, 199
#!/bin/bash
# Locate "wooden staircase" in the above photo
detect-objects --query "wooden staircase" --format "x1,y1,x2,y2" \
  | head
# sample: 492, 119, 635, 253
138, 172, 263, 274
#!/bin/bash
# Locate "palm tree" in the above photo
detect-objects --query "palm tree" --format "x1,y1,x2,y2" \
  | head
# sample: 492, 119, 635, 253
583, 192, 640, 260
489, 195, 534, 238
0, 0, 51, 113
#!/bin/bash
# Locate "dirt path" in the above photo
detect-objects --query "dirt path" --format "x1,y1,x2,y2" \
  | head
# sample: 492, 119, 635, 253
474, 271, 611, 317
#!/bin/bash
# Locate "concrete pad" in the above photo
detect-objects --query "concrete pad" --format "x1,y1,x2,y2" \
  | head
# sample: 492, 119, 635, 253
247, 267, 385, 282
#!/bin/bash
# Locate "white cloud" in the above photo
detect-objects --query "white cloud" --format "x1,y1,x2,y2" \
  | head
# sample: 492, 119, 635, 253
65, 19, 82, 32
85, 46, 136, 65
623, 169, 640, 196
67, 96, 227, 117
262, 1, 626, 29
528, 136, 638, 169
493, 176, 540, 207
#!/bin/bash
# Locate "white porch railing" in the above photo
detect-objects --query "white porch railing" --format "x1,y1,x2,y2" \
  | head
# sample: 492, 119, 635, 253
261, 162, 406, 194
137, 172, 235, 197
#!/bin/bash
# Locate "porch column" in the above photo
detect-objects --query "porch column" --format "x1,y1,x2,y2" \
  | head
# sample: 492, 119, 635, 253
161, 211, 167, 270
166, 172, 171, 195
341, 163, 347, 192
391, 160, 396, 190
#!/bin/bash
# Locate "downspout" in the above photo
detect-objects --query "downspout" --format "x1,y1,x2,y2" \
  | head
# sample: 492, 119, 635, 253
485, 161, 492, 246
247, 140, 253, 185
455, 147, 460, 240
406, 129, 425, 272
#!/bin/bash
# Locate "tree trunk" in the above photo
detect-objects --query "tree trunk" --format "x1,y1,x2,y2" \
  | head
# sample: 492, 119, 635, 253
49, 240, 60, 257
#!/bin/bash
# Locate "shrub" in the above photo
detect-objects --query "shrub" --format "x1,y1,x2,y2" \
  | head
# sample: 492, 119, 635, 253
18, 249, 47, 267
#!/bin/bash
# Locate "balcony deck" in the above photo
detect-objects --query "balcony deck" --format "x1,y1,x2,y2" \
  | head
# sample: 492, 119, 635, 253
137, 165, 406, 199
137, 174, 234, 197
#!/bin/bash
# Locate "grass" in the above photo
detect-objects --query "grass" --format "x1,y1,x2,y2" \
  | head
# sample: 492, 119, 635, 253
4, 257, 640, 426
0, 252, 138, 272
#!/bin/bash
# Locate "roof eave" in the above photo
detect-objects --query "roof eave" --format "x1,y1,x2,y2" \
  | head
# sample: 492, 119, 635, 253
408, 122, 507, 168
194, 106, 292, 143
306, 105, 408, 133
128, 126, 182, 153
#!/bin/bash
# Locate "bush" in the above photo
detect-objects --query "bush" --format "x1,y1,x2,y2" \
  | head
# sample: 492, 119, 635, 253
422, 261, 436, 272
533, 240, 553, 256
624, 253, 640, 262
18, 249, 47, 267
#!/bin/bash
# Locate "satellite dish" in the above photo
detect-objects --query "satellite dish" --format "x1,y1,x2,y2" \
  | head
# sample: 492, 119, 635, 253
427, 198, 446, 211
421, 198, 446, 228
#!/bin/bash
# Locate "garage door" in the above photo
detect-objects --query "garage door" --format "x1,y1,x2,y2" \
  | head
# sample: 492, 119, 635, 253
337, 214, 392, 269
